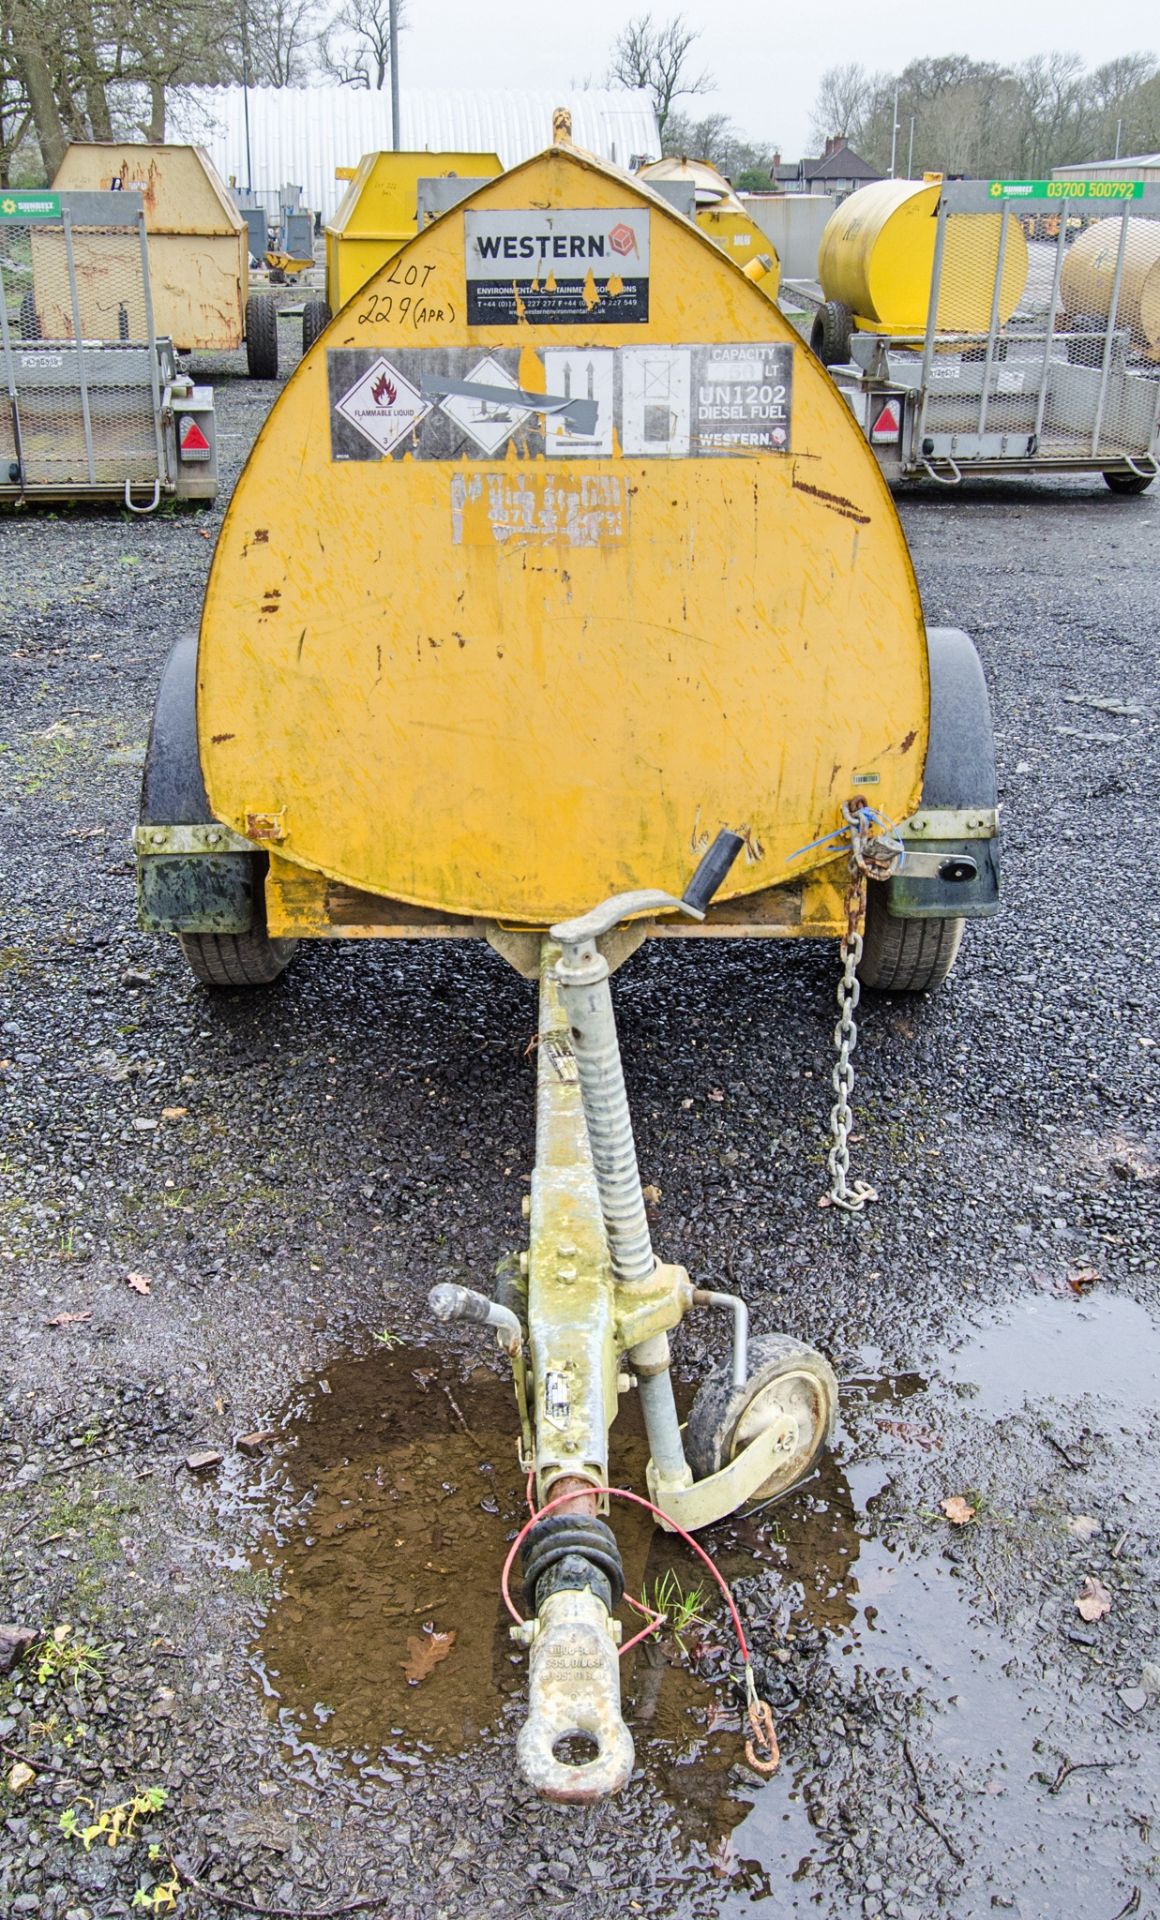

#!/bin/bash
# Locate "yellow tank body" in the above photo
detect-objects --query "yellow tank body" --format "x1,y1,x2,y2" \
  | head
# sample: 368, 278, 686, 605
817, 178, 1029, 335
1060, 216, 1160, 350
198, 144, 928, 928
325, 149, 503, 311
51, 142, 248, 351
638, 156, 780, 298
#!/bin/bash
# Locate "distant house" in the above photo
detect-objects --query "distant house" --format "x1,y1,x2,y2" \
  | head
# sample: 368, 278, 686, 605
774, 136, 883, 199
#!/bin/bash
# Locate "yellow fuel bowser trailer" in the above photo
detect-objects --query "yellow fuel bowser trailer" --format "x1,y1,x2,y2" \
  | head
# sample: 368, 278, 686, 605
51, 143, 282, 378
638, 155, 780, 298
807, 176, 1160, 489
301, 149, 503, 353
135, 127, 1000, 1802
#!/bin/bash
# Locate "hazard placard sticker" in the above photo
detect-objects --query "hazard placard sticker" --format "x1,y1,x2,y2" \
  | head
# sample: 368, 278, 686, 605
333, 355, 431, 457
435, 356, 534, 455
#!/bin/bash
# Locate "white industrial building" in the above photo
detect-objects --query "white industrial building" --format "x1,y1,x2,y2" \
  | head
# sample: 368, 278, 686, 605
1053, 154, 1160, 185
171, 86, 661, 220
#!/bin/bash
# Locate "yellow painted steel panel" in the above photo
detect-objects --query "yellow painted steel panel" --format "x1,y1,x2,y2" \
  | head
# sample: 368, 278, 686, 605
1061, 217, 1160, 349
51, 143, 247, 350
326, 150, 503, 309
198, 145, 928, 925
817, 179, 1029, 334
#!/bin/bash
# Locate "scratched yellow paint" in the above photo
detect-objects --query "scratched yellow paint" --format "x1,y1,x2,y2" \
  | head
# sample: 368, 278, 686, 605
198, 144, 929, 926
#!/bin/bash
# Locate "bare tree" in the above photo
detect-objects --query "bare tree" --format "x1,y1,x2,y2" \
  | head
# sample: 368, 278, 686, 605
242, 0, 321, 87
1087, 51, 1158, 153
807, 62, 873, 150
321, 0, 403, 90
608, 12, 712, 136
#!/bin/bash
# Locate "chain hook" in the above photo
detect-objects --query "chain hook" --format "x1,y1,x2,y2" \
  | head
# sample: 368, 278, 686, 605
821, 801, 904, 1214
743, 1664, 780, 1773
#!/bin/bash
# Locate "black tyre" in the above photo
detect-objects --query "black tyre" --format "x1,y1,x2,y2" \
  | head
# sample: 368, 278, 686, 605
809, 300, 853, 367
857, 885, 964, 993
20, 291, 39, 340
1104, 469, 1154, 495
301, 299, 331, 354
245, 293, 279, 379
685, 1332, 838, 1506
179, 926, 297, 988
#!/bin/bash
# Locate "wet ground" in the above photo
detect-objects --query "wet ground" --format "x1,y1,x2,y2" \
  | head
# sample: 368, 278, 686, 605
0, 338, 1158, 1919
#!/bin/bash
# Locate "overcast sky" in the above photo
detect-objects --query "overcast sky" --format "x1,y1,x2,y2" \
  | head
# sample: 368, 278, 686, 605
398, 1, 1157, 159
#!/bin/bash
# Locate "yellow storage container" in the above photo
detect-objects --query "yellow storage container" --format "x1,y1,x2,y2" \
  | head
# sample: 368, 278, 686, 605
817, 178, 1029, 335
52, 143, 249, 352
1061, 216, 1160, 352
639, 156, 780, 298
325, 150, 503, 312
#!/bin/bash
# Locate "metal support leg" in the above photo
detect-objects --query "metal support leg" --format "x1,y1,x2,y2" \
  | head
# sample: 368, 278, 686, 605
518, 939, 633, 1799
553, 929, 690, 1489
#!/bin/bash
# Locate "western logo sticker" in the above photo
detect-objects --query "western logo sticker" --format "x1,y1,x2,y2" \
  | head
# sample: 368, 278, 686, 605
463, 208, 650, 326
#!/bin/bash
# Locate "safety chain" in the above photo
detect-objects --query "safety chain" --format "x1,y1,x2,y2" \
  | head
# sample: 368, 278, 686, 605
822, 803, 905, 1214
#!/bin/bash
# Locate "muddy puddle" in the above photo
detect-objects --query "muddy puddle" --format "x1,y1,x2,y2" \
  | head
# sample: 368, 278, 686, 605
234, 1286, 1158, 1908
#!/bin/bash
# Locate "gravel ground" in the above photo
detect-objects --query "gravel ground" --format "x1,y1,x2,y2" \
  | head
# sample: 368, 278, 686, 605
1, 344, 1158, 1920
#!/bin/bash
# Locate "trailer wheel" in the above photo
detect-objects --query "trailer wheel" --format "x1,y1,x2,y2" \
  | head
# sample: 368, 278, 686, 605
19, 292, 39, 340
686, 1333, 838, 1505
301, 299, 331, 354
245, 294, 279, 379
810, 300, 853, 367
857, 887, 964, 993
1104, 469, 1154, 495
178, 926, 297, 988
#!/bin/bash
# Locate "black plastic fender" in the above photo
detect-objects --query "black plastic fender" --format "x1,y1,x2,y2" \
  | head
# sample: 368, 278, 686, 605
138, 635, 257, 934
884, 626, 1000, 921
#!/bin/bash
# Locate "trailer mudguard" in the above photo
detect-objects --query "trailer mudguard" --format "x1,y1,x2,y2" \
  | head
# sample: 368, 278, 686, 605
885, 626, 1000, 921
137, 634, 257, 934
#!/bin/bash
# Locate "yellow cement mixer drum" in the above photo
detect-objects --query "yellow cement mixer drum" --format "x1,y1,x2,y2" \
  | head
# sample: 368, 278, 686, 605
196, 144, 929, 924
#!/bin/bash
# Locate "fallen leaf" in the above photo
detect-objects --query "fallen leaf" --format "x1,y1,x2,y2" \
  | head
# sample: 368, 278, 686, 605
401, 1625, 456, 1684
6, 1761, 34, 1795
125, 1272, 151, 1295
45, 1310, 91, 1329
1067, 1266, 1100, 1295
1075, 1575, 1112, 1622
1065, 1515, 1101, 1541
642, 1183, 662, 1207
161, 1107, 188, 1120
941, 1495, 977, 1526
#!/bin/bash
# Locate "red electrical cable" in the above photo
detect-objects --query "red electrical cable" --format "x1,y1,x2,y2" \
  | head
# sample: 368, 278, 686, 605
501, 1483, 752, 1665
